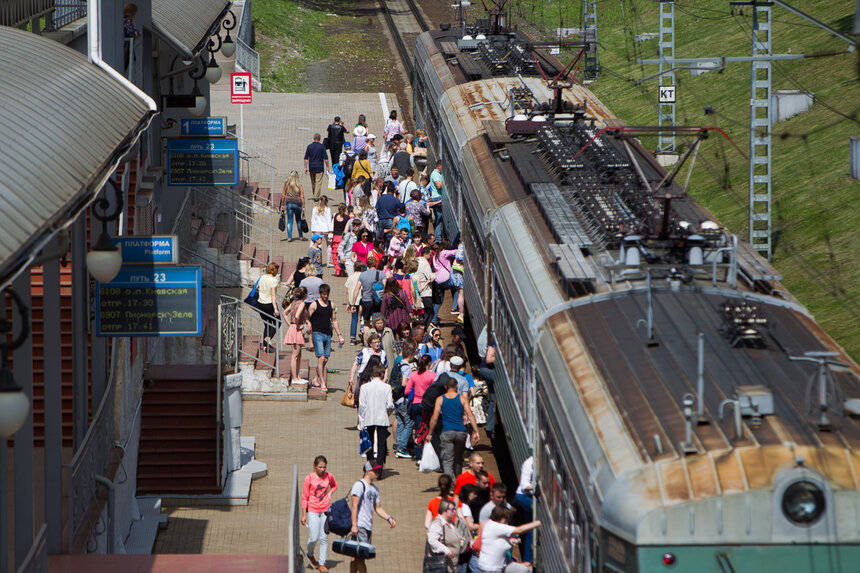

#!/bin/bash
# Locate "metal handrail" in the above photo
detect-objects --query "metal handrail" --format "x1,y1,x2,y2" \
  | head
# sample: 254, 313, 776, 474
236, 139, 276, 201
124, 36, 143, 88
236, 36, 261, 86
287, 464, 303, 572
16, 523, 47, 573
66, 344, 118, 552
48, 0, 85, 30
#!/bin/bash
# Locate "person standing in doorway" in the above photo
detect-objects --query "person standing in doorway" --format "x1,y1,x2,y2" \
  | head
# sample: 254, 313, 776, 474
349, 459, 396, 573
429, 160, 446, 241
301, 455, 337, 572
306, 284, 344, 393
304, 133, 330, 201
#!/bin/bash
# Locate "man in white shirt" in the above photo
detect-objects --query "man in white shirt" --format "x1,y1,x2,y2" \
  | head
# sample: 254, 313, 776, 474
476, 506, 540, 573
358, 364, 394, 467
478, 483, 513, 524
398, 168, 419, 203
515, 455, 535, 564
350, 459, 396, 573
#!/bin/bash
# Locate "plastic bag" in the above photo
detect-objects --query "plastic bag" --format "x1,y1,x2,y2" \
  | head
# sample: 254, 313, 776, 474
419, 443, 440, 473
328, 171, 337, 191
359, 428, 372, 455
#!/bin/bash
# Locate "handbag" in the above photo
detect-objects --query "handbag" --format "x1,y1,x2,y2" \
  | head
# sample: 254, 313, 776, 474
422, 533, 448, 573
300, 210, 310, 234
341, 386, 355, 408
278, 211, 286, 232
243, 277, 261, 308
455, 517, 472, 553
359, 428, 372, 455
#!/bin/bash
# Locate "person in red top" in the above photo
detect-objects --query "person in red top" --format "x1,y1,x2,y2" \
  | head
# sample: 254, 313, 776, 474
301, 455, 338, 572
454, 451, 496, 495
424, 473, 461, 528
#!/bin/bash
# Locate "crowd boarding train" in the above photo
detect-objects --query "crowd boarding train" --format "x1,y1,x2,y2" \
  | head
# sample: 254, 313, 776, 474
411, 19, 860, 573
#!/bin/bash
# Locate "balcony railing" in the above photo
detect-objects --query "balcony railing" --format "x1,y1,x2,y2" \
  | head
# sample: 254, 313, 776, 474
1, 0, 86, 30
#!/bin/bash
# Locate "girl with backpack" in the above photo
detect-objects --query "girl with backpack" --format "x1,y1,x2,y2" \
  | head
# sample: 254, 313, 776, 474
381, 277, 412, 331
301, 455, 337, 572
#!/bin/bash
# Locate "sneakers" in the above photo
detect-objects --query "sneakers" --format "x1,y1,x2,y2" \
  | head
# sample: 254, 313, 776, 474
394, 448, 411, 459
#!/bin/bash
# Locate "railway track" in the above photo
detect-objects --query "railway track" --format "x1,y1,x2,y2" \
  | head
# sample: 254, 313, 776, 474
381, 0, 429, 78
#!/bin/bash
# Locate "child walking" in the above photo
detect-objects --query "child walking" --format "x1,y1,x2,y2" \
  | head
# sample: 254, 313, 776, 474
331, 203, 349, 276
301, 455, 337, 572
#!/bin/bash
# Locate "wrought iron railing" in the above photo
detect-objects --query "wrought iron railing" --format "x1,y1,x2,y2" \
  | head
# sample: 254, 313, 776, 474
1, 0, 52, 27
219, 294, 285, 379
236, 140, 276, 206
236, 37, 260, 86
66, 349, 119, 552
48, 0, 85, 30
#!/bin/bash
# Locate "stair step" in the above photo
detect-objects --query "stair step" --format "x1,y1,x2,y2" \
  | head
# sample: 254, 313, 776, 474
254, 187, 271, 204
191, 217, 203, 236
143, 392, 216, 405
140, 433, 217, 443
224, 237, 243, 254
137, 481, 221, 495
144, 365, 218, 380
238, 243, 256, 261
198, 224, 215, 242
138, 457, 216, 470
270, 256, 284, 273
277, 358, 311, 379
271, 192, 282, 209
251, 250, 269, 267
209, 230, 229, 249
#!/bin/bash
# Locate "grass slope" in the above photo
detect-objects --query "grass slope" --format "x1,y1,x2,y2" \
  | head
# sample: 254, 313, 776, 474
514, 0, 860, 360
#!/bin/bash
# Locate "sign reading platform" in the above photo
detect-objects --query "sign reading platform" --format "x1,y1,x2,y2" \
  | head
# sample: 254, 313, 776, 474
96, 266, 201, 337
180, 117, 227, 137
111, 235, 178, 264
167, 138, 238, 186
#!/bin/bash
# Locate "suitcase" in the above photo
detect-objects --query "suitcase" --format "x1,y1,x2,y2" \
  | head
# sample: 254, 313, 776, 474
332, 537, 376, 559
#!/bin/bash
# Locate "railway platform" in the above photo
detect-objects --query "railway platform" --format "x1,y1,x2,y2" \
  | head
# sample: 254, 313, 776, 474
150, 88, 499, 570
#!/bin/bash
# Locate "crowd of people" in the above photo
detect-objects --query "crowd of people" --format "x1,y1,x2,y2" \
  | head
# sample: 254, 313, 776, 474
265, 112, 536, 572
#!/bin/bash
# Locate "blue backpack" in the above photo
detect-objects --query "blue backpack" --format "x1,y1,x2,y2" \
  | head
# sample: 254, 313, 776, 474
327, 481, 366, 536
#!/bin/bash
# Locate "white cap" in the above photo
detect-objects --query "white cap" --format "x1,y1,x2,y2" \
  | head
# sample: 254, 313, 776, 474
367, 133, 376, 140
450, 355, 465, 367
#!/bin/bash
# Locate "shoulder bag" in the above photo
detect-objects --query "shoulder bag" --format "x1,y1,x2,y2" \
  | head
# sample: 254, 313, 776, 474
300, 210, 310, 234
243, 277, 261, 308
422, 530, 448, 573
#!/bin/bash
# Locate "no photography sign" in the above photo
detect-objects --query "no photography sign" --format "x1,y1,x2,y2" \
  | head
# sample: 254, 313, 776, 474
231, 72, 252, 104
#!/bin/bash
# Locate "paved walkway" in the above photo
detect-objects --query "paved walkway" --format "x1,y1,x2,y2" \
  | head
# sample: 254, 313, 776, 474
153, 81, 499, 570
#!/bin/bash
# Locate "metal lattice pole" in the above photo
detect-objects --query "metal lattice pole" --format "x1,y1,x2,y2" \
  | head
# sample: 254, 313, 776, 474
658, 0, 676, 153
583, 0, 599, 79
748, 2, 773, 260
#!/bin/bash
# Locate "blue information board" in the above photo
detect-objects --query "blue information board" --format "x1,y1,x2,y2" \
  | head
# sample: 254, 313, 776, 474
167, 138, 238, 186
111, 236, 177, 264
180, 117, 227, 136
96, 266, 201, 337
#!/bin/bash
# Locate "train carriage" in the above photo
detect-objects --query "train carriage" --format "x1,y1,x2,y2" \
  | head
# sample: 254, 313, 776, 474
413, 21, 860, 573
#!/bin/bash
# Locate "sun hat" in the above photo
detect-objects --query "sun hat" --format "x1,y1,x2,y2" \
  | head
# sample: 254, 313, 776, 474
354, 125, 367, 137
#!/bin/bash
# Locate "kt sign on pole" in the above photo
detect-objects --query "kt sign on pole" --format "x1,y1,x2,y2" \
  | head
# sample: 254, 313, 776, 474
659, 85, 676, 104
231, 72, 252, 104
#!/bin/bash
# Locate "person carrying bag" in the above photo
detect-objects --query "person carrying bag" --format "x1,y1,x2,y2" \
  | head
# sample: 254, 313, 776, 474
425, 499, 462, 573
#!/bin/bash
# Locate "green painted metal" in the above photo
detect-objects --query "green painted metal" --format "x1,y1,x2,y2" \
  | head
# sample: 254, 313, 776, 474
637, 544, 860, 573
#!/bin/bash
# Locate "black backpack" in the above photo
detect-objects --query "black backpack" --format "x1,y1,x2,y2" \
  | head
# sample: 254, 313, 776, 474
421, 373, 451, 415
388, 355, 406, 401
342, 151, 357, 180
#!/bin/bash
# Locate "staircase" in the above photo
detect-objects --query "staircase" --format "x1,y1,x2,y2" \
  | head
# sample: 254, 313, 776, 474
137, 365, 221, 495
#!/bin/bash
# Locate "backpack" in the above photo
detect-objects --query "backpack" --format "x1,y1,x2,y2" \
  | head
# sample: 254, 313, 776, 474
371, 271, 385, 305
388, 355, 405, 401
327, 481, 366, 536
342, 151, 357, 180
421, 373, 450, 415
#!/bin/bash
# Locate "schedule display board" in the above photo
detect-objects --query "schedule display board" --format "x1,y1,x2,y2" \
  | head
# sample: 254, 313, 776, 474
167, 138, 238, 186
96, 266, 201, 336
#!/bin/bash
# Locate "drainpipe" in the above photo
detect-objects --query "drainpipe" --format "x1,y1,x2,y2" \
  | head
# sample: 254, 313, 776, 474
88, 0, 157, 113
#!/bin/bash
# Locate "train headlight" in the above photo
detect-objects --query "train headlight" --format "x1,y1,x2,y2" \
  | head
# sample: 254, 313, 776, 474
782, 480, 826, 525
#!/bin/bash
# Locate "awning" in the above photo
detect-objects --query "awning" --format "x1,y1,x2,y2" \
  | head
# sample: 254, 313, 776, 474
149, 0, 232, 59
0, 26, 156, 289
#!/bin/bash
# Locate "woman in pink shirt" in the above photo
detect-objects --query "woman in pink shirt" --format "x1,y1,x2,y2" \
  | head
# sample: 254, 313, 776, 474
405, 355, 437, 461
350, 229, 373, 265
301, 455, 338, 572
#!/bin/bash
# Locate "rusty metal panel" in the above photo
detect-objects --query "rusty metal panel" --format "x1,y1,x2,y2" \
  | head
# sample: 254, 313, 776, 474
687, 455, 720, 499
659, 461, 692, 503
713, 449, 747, 493
462, 139, 511, 212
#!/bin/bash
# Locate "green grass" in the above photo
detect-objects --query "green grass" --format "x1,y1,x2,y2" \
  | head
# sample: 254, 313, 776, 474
513, 0, 860, 360
252, 0, 393, 92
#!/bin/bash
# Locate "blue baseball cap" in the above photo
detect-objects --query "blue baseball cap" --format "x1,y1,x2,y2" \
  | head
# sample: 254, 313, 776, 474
311, 233, 323, 242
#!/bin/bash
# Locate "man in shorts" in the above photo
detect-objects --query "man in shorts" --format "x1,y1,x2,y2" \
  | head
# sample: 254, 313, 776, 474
350, 459, 396, 573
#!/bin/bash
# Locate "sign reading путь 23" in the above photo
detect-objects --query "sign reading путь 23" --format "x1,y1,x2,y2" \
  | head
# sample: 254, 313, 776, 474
167, 138, 238, 186
96, 266, 201, 337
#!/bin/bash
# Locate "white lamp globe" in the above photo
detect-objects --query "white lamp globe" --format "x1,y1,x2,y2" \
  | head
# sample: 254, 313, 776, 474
0, 372, 29, 438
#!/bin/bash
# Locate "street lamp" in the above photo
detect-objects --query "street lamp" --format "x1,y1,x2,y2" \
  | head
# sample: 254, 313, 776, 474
86, 178, 125, 284
0, 288, 30, 438
219, 11, 237, 58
